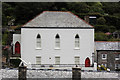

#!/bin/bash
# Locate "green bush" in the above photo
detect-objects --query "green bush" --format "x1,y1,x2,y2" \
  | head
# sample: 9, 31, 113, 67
104, 15, 120, 29
109, 38, 120, 41
95, 25, 108, 32
10, 59, 21, 68
97, 17, 106, 25
95, 32, 109, 41
95, 25, 116, 33
2, 31, 8, 45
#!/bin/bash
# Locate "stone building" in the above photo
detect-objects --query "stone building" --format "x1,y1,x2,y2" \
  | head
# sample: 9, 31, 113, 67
95, 41, 120, 71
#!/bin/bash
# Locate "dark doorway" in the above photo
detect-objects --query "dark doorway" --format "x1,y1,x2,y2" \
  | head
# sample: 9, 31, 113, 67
85, 57, 90, 67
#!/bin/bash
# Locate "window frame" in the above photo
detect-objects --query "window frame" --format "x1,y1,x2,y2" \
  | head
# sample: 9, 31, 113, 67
55, 56, 60, 64
55, 34, 60, 49
102, 54, 107, 60
36, 34, 41, 49
75, 34, 80, 49
75, 56, 80, 64
36, 56, 41, 64
115, 64, 119, 69
115, 54, 120, 60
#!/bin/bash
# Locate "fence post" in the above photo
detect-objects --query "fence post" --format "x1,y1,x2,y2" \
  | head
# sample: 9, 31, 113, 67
18, 63, 27, 80
72, 67, 81, 80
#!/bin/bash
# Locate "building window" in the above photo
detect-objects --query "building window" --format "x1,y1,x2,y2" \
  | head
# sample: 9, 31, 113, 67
75, 56, 80, 64
55, 57, 60, 64
75, 34, 80, 49
55, 34, 60, 49
115, 54, 120, 60
36, 34, 41, 49
102, 54, 107, 60
115, 64, 119, 69
36, 56, 41, 64
15, 41, 20, 54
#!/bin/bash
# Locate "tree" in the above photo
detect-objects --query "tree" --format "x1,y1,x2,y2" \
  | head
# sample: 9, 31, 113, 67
95, 32, 108, 41
87, 2, 104, 14
97, 17, 106, 25
2, 3, 16, 26
66, 2, 89, 13
102, 2, 120, 15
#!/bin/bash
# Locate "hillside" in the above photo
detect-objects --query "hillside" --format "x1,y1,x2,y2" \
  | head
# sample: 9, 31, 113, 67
2, 2, 120, 45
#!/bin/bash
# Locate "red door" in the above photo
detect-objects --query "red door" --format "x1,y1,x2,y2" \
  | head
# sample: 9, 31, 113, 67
15, 42, 20, 54
85, 57, 90, 67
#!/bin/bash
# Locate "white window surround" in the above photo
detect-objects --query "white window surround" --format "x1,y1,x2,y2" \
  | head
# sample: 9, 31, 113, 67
36, 48, 42, 50
55, 34, 60, 49
102, 54, 107, 60
75, 56, 80, 64
115, 64, 119, 69
54, 48, 61, 50
54, 38, 60, 49
55, 56, 60, 64
74, 47, 80, 50
36, 34, 41, 49
36, 56, 41, 64
115, 54, 120, 60
75, 34, 80, 49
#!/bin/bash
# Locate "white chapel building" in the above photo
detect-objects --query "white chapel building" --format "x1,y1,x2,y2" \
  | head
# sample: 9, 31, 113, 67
13, 11, 94, 67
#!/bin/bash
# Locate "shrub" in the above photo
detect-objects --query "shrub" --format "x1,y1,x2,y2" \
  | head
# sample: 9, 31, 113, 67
10, 59, 21, 68
95, 25, 116, 33
95, 32, 109, 41
97, 17, 106, 25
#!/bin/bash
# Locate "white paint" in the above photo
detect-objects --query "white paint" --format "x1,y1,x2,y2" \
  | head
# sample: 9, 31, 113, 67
94, 62, 97, 71
20, 28, 94, 65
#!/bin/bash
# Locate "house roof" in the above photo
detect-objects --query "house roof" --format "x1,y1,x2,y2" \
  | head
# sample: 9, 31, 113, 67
23, 11, 93, 28
95, 41, 120, 50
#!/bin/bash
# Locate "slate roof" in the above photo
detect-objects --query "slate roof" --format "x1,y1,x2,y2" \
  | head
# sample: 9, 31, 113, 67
23, 11, 93, 27
95, 41, 120, 50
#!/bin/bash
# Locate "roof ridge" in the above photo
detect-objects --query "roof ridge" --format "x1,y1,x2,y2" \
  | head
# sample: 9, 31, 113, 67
22, 11, 94, 28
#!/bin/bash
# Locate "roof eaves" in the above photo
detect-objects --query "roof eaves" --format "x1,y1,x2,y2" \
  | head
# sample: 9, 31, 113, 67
22, 11, 94, 28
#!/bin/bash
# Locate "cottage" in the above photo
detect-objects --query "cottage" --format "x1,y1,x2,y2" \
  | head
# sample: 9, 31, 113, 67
12, 11, 95, 68
95, 41, 120, 71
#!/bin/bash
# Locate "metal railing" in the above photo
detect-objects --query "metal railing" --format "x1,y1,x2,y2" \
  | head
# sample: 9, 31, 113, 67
30, 64, 88, 69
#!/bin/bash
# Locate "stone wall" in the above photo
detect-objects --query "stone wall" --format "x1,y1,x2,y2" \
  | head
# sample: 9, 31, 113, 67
1, 69, 120, 79
97, 50, 120, 71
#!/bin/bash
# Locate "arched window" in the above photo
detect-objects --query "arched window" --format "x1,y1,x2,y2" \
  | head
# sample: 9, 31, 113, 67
75, 34, 80, 48
85, 57, 90, 67
55, 34, 60, 48
15, 41, 20, 54
36, 34, 41, 49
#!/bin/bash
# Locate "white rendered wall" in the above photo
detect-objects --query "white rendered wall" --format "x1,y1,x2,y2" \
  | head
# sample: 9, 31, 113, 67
21, 28, 94, 65
13, 34, 21, 54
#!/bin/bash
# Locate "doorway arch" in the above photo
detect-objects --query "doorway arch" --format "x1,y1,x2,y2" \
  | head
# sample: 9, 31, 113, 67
85, 57, 90, 67
15, 41, 20, 54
